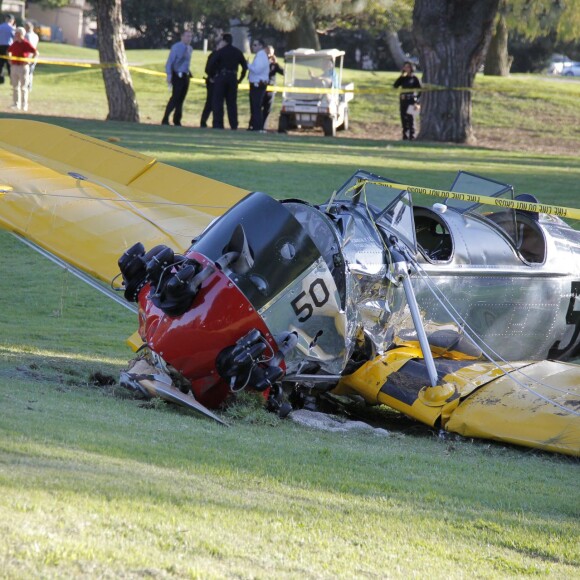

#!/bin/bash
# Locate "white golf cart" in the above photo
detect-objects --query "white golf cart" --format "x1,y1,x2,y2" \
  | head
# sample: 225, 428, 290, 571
278, 49, 354, 137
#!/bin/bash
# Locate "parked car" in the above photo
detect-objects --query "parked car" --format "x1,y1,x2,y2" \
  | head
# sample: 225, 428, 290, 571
562, 62, 580, 77
547, 54, 574, 75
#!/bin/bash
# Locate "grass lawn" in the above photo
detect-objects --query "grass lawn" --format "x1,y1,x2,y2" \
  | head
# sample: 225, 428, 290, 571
0, 44, 579, 578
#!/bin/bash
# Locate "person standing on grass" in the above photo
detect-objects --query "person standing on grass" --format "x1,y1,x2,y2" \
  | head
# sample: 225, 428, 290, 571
0, 14, 15, 85
261, 45, 284, 131
393, 61, 421, 141
208, 33, 247, 130
8, 27, 38, 112
247, 38, 269, 132
162, 29, 193, 127
200, 38, 225, 128
24, 22, 39, 92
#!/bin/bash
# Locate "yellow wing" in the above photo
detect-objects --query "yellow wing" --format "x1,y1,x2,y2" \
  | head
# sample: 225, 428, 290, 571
0, 119, 248, 282
337, 348, 580, 456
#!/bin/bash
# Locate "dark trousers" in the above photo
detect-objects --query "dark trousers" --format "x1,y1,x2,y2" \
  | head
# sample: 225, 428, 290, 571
261, 88, 275, 130
249, 83, 267, 131
212, 73, 238, 129
200, 80, 214, 127
162, 73, 190, 125
0, 45, 10, 79
399, 99, 416, 139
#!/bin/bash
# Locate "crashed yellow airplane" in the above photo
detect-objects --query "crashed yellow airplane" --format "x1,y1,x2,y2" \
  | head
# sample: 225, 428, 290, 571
0, 119, 578, 455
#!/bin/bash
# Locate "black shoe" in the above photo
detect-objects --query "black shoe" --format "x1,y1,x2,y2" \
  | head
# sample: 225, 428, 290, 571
174, 122, 182, 126
200, 122, 207, 128
161, 119, 169, 125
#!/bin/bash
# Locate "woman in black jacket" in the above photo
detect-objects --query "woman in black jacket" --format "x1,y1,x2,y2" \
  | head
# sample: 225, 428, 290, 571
393, 61, 421, 140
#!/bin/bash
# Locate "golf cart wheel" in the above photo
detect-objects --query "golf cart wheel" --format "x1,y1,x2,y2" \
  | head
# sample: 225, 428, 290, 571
278, 113, 289, 133
338, 109, 349, 132
322, 116, 336, 137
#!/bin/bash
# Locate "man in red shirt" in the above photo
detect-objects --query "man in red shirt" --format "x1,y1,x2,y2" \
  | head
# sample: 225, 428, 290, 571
8, 27, 38, 112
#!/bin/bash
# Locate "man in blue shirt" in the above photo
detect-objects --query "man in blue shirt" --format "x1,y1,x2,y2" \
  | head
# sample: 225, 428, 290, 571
162, 29, 193, 127
0, 14, 15, 84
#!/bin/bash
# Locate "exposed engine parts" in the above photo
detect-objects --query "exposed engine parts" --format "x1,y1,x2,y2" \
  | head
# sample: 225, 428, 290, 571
216, 329, 298, 393
118, 242, 214, 317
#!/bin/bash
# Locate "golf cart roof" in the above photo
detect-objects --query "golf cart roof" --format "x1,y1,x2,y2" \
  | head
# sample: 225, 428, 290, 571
284, 48, 345, 59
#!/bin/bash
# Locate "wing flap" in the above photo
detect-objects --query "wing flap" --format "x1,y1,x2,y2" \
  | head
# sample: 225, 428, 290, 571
445, 360, 580, 456
0, 120, 248, 282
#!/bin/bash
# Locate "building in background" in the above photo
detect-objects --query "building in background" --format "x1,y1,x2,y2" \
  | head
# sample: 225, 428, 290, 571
0, 1, 25, 20
26, 0, 88, 47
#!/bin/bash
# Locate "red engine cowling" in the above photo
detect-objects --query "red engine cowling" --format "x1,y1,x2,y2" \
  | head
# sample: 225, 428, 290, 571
137, 251, 277, 408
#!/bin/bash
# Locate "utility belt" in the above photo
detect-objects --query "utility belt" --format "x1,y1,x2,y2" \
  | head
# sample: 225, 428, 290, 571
251, 80, 268, 88
219, 69, 237, 75
173, 71, 192, 79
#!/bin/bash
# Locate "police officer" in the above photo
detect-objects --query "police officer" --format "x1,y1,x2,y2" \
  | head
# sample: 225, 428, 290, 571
393, 61, 421, 140
162, 29, 193, 127
200, 38, 225, 128
208, 33, 247, 130
0, 14, 15, 84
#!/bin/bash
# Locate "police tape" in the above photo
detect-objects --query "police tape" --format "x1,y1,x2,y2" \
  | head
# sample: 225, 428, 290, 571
0, 54, 550, 96
361, 179, 580, 220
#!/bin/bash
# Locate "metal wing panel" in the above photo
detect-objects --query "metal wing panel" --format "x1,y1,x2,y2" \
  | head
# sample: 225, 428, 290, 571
0, 120, 247, 282
445, 360, 580, 456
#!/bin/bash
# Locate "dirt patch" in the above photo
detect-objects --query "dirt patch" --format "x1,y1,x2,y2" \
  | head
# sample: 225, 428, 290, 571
288, 120, 576, 157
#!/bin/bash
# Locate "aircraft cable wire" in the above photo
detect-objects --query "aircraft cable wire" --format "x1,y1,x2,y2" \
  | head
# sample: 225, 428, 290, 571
4, 188, 232, 210
413, 259, 579, 402
3, 186, 225, 243
410, 258, 580, 416
67, 173, 207, 242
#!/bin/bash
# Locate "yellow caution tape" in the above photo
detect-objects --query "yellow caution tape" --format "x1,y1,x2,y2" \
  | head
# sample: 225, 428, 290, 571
3, 53, 557, 97
363, 179, 580, 220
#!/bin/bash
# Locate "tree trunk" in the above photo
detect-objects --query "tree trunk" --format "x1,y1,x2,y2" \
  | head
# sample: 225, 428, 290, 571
95, 0, 140, 122
413, 0, 500, 143
230, 19, 250, 53
385, 29, 407, 70
484, 14, 511, 76
285, 12, 320, 50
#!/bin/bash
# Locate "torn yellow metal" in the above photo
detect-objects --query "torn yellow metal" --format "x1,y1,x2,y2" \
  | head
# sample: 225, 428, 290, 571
337, 349, 580, 456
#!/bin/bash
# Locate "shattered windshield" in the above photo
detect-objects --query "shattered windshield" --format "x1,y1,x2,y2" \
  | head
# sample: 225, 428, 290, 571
328, 171, 417, 251
446, 171, 518, 248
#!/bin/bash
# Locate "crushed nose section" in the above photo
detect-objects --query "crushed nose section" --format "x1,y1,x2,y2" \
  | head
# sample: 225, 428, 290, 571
120, 357, 229, 426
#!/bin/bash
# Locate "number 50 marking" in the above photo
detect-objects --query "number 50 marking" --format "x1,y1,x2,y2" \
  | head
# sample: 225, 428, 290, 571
290, 278, 330, 322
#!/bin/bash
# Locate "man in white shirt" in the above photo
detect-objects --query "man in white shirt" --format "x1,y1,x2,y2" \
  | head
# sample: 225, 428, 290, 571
247, 38, 269, 132
24, 22, 39, 92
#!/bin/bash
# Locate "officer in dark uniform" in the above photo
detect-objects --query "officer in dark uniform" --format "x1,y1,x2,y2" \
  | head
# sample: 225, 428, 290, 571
207, 33, 248, 130
393, 61, 421, 140
200, 39, 225, 128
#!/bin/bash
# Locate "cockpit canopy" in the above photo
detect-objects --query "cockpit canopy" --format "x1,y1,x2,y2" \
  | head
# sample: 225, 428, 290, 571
327, 169, 547, 264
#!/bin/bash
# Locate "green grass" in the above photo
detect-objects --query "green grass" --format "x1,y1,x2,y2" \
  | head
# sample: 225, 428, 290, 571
0, 44, 579, 577
15, 43, 580, 150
